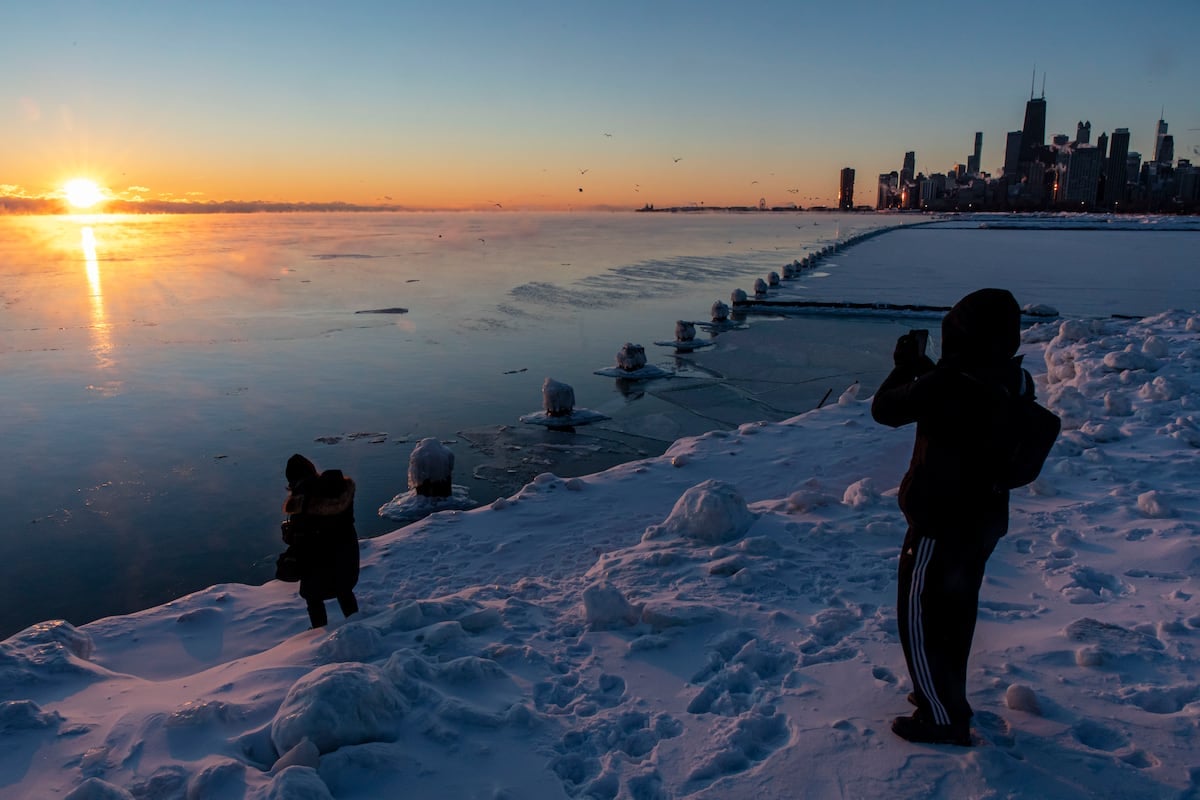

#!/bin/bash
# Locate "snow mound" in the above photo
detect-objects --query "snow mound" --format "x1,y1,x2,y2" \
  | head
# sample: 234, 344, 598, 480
270, 662, 409, 755
643, 479, 757, 544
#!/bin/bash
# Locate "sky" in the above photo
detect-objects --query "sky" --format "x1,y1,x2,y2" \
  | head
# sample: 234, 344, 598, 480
3, 0, 1199, 212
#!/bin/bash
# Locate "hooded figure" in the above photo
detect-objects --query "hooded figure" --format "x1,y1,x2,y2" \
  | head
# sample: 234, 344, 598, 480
282, 454, 360, 628
871, 288, 1033, 746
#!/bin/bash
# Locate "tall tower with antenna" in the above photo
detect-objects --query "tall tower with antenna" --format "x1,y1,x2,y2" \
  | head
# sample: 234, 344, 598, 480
1019, 69, 1047, 166
1154, 112, 1171, 164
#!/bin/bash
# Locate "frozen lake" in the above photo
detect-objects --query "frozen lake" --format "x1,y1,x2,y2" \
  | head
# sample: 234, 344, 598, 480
1, 211, 1196, 637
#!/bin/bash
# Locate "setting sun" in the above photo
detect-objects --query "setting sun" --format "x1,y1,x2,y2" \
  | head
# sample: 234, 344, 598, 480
64, 178, 105, 209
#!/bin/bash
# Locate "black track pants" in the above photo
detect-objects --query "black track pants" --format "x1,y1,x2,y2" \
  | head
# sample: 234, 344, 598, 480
896, 527, 998, 727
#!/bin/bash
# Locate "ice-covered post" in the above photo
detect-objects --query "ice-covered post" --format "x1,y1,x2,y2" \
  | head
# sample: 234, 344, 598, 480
542, 377, 575, 418
616, 342, 647, 372
711, 300, 730, 322
408, 437, 454, 498
753, 278, 768, 295
768, 271, 780, 286
675, 320, 696, 342
731, 288, 748, 305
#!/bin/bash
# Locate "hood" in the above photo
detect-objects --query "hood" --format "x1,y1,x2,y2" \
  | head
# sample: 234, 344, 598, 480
286, 453, 319, 490
284, 471, 355, 516
940, 288, 1021, 366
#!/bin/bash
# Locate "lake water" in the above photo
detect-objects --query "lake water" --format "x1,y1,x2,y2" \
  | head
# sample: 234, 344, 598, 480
1, 211, 899, 637
2, 211, 1196, 638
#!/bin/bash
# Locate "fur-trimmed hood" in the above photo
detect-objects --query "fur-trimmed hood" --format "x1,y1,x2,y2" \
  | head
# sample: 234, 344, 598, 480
283, 471, 356, 516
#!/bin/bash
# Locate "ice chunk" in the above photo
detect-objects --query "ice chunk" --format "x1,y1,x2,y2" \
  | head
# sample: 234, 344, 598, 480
616, 343, 647, 371
408, 437, 454, 497
541, 377, 575, 416
1005, 684, 1042, 715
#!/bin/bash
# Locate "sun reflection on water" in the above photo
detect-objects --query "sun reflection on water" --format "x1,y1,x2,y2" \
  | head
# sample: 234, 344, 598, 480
81, 225, 120, 390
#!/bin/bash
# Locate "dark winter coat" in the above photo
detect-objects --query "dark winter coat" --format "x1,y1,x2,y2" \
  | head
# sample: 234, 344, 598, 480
871, 288, 1034, 539
282, 469, 360, 601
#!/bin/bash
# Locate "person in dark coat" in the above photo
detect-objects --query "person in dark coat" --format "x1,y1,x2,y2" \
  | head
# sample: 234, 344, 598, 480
871, 288, 1034, 746
282, 454, 360, 628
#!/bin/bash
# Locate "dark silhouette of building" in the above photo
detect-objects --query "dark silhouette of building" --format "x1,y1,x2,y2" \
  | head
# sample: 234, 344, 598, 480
900, 151, 915, 185
839, 167, 855, 210
967, 132, 982, 176
1105, 128, 1131, 206
1003, 131, 1023, 178
1019, 78, 1047, 165
1154, 116, 1170, 163
1064, 146, 1102, 207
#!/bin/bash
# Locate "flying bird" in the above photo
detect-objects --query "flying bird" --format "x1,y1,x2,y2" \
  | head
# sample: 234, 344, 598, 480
673, 157, 682, 163
579, 168, 589, 175
602, 132, 613, 138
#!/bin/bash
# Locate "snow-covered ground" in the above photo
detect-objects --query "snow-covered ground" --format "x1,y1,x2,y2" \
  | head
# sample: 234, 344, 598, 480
4, 305, 1199, 799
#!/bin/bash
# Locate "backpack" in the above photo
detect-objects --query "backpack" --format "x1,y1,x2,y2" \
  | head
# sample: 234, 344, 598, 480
996, 371, 1061, 490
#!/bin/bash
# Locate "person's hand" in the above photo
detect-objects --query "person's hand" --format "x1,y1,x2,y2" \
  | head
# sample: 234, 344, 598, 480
893, 332, 922, 366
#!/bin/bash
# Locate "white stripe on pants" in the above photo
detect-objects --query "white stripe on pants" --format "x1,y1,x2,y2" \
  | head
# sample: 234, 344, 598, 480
908, 536, 951, 726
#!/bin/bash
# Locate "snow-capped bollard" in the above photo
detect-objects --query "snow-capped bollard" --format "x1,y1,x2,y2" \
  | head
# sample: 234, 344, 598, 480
542, 377, 576, 417
767, 271, 780, 286
616, 342, 647, 372
675, 320, 696, 342
711, 300, 730, 322
408, 437, 454, 498
731, 288, 748, 305
753, 278, 768, 295
782, 263, 795, 278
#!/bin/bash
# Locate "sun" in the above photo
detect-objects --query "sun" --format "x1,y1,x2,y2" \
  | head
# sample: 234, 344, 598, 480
64, 178, 105, 210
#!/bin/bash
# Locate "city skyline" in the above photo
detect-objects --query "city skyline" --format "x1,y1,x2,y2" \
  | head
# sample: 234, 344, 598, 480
2, 0, 1198, 212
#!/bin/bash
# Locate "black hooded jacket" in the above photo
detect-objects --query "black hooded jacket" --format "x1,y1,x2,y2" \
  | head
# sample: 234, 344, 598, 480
283, 455, 360, 600
871, 289, 1034, 538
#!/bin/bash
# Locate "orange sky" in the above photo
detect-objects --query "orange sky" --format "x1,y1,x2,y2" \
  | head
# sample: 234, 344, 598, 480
3, 3, 1195, 213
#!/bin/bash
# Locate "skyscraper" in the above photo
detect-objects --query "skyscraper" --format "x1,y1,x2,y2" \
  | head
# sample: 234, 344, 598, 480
1105, 128, 1131, 205
1075, 121, 1091, 145
967, 132, 982, 176
839, 167, 855, 210
900, 152, 915, 185
1154, 116, 1170, 163
1003, 131, 1023, 177
1020, 94, 1047, 165
1064, 146, 1102, 207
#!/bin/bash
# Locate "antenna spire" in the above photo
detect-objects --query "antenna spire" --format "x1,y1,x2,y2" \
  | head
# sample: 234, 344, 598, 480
1041, 72, 1046, 99
1030, 66, 1036, 100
